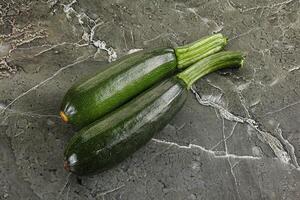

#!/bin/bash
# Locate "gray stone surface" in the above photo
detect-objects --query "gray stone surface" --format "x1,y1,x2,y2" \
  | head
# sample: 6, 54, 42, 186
0, 0, 300, 199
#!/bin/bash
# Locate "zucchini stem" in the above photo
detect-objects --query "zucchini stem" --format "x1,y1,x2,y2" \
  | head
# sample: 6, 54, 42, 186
175, 34, 227, 69
177, 51, 244, 89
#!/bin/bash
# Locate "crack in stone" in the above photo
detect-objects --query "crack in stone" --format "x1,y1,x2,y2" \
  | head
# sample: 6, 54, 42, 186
288, 65, 300, 72
231, 160, 241, 169
65, 181, 71, 200
186, 8, 224, 33
275, 125, 300, 169
206, 80, 225, 93
151, 138, 261, 160
176, 123, 186, 131
122, 29, 128, 50
229, 158, 241, 199
149, 144, 173, 162
96, 184, 125, 200
210, 122, 238, 151
191, 86, 299, 169
2, 133, 43, 199
221, 118, 241, 200
57, 173, 72, 200
241, 0, 296, 13
127, 49, 143, 55
0, 56, 91, 115
264, 100, 300, 116
237, 90, 251, 118
229, 27, 260, 41
0, 105, 60, 119
32, 41, 89, 58
143, 33, 173, 45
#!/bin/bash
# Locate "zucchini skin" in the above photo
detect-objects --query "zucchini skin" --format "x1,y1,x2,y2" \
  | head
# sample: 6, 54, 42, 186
64, 78, 187, 175
61, 48, 177, 127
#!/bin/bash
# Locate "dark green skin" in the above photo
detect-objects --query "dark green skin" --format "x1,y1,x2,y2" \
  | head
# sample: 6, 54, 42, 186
61, 48, 177, 127
64, 78, 187, 175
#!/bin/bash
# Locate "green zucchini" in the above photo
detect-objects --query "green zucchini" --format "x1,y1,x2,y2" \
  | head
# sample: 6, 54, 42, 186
64, 52, 244, 175
60, 34, 227, 127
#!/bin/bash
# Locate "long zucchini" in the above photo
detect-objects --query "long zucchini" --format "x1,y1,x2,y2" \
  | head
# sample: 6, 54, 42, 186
60, 34, 227, 127
63, 52, 244, 175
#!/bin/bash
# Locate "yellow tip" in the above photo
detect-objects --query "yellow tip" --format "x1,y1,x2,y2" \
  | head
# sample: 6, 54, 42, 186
60, 111, 68, 123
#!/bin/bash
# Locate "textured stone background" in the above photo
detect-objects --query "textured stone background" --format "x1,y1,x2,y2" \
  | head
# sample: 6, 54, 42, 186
0, 0, 300, 199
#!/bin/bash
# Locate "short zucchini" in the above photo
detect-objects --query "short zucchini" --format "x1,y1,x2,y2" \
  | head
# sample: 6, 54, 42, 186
64, 52, 244, 175
60, 34, 227, 127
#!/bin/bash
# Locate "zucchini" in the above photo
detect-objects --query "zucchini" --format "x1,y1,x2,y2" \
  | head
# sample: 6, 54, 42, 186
64, 52, 244, 175
60, 34, 227, 127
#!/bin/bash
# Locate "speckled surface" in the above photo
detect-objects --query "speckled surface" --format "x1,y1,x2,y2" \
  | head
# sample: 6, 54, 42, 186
0, 0, 300, 199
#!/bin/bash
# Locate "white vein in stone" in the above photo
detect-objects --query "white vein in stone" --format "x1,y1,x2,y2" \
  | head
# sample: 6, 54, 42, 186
0, 57, 90, 115
152, 138, 261, 160
222, 118, 241, 200
211, 122, 238, 150
242, 0, 296, 12
229, 27, 260, 41
206, 80, 225, 92
229, 158, 241, 199
275, 125, 300, 169
0, 105, 60, 119
236, 90, 251, 118
288, 65, 300, 72
264, 100, 300, 116
193, 90, 244, 123
191, 86, 297, 168
185, 7, 224, 33
143, 33, 173, 45
96, 184, 125, 198
127, 49, 143, 55
57, 173, 72, 200
60, 0, 117, 62
65, 181, 71, 200
33, 42, 88, 57
231, 160, 241, 169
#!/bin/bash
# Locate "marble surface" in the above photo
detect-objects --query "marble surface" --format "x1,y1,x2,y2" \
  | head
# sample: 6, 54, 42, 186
0, 0, 300, 199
